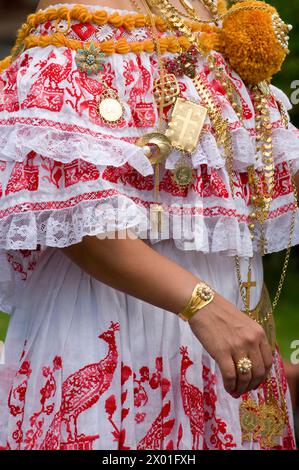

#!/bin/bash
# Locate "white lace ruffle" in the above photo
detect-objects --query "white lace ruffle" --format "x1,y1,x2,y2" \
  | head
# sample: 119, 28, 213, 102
0, 120, 298, 178
0, 194, 148, 250
0, 123, 153, 177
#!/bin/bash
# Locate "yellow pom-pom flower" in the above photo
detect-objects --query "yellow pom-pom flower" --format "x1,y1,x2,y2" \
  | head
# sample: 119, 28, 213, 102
219, 1, 289, 85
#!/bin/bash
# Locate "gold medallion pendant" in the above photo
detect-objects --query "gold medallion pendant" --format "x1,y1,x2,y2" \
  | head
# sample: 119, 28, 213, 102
97, 89, 125, 127
172, 157, 194, 188
165, 98, 207, 154
153, 74, 180, 108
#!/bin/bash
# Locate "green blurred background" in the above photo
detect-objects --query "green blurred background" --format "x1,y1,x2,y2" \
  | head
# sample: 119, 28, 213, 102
0, 1, 298, 360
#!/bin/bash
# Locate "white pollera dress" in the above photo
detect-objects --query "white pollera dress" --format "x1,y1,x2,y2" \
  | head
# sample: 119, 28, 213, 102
0, 3, 298, 451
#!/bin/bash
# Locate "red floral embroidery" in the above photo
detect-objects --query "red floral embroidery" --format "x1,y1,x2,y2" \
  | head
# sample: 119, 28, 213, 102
137, 402, 175, 450
127, 56, 155, 128
202, 364, 236, 450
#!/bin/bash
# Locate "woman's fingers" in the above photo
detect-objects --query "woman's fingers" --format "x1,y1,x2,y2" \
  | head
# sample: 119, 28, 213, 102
217, 354, 237, 394
246, 348, 266, 391
257, 339, 274, 387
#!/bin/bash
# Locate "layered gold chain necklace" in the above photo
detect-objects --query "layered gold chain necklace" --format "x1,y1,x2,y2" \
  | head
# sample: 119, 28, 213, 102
129, 0, 298, 448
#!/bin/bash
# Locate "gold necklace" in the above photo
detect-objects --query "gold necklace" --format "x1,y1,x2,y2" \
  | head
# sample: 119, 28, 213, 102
178, 0, 220, 23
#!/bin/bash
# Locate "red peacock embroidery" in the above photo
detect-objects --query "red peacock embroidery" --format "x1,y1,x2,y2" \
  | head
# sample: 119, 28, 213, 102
21, 50, 73, 112
179, 346, 204, 450
40, 322, 119, 450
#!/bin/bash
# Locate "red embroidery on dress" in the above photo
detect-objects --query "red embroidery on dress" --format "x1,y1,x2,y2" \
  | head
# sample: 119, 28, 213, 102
137, 402, 175, 450
66, 69, 103, 115
71, 23, 97, 41
123, 59, 138, 87
41, 159, 64, 189
63, 159, 100, 188
0, 61, 20, 113
105, 394, 131, 450
40, 322, 119, 450
179, 346, 204, 450
5, 151, 39, 195
6, 254, 29, 281
23, 357, 62, 450
192, 166, 229, 198
273, 162, 293, 199
0, 188, 119, 219
8, 359, 32, 449
103, 163, 154, 191
202, 364, 236, 450
127, 56, 155, 128
22, 50, 73, 112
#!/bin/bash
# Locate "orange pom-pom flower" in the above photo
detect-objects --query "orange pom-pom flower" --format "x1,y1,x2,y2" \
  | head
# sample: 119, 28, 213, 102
219, 1, 290, 85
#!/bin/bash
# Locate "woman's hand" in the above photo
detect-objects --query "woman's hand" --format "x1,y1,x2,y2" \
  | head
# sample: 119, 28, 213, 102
189, 293, 273, 397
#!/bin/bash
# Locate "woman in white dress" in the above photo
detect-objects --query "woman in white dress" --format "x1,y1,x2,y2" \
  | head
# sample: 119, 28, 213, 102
0, 0, 298, 450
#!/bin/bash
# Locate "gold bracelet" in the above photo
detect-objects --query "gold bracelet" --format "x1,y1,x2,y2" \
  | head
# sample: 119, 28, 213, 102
179, 282, 214, 322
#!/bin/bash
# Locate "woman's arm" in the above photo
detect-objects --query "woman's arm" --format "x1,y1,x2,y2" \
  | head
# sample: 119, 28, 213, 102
62, 233, 273, 397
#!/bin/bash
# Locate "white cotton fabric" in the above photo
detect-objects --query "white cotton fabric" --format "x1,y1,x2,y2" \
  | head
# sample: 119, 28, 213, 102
0, 242, 295, 450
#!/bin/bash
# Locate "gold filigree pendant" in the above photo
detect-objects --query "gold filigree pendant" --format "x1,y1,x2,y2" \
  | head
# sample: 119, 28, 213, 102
240, 393, 287, 448
259, 399, 286, 449
165, 98, 207, 154
153, 74, 180, 108
239, 397, 260, 443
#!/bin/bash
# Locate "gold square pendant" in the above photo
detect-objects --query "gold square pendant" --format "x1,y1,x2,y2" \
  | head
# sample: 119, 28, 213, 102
165, 98, 207, 154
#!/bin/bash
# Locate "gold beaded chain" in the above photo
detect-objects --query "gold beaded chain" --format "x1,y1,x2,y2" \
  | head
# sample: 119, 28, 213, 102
173, 0, 221, 24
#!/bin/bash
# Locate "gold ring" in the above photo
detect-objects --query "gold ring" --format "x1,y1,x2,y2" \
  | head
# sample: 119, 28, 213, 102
236, 357, 252, 375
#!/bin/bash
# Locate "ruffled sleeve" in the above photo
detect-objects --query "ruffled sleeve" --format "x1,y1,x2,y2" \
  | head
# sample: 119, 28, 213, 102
0, 46, 154, 252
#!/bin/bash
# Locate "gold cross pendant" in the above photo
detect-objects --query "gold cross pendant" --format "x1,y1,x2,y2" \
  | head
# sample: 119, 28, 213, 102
242, 269, 257, 309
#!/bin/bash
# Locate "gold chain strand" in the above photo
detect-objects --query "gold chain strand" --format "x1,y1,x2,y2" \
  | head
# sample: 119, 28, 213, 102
235, 173, 297, 322
178, 0, 220, 24
149, 0, 197, 43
